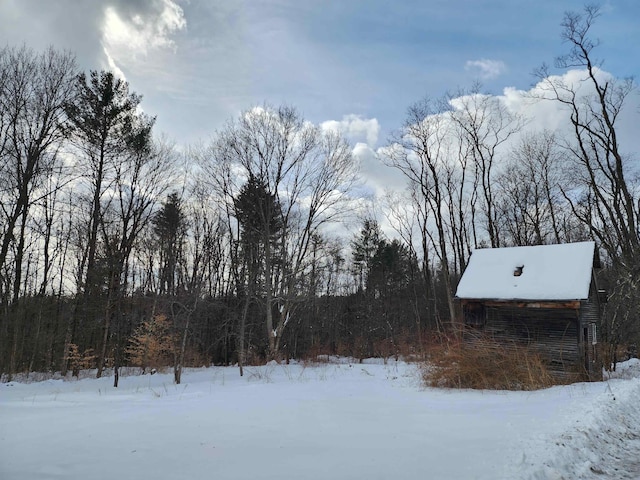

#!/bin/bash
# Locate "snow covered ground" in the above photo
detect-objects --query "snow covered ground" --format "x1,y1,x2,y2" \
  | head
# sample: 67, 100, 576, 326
1, 358, 639, 480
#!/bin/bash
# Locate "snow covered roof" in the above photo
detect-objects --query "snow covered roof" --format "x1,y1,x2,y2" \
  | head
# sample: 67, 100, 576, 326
455, 241, 597, 301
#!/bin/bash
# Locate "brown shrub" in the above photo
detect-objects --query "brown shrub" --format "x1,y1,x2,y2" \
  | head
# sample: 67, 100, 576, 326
66, 344, 96, 376
125, 314, 175, 373
422, 334, 561, 390
303, 343, 335, 363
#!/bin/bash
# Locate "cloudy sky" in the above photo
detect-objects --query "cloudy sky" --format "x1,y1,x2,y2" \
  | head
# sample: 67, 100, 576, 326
1, 0, 639, 199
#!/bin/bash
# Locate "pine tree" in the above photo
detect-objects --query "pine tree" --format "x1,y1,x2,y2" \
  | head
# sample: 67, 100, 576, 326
153, 193, 186, 295
233, 174, 284, 369
367, 239, 415, 297
351, 219, 383, 292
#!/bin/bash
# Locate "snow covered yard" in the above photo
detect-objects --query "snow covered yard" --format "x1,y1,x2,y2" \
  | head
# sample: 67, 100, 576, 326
1, 359, 639, 480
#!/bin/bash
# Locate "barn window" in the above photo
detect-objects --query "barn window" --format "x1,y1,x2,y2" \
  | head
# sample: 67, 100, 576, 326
597, 289, 608, 304
591, 323, 597, 345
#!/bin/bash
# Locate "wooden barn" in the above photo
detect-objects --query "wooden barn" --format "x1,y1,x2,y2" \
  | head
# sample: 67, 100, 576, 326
455, 241, 603, 381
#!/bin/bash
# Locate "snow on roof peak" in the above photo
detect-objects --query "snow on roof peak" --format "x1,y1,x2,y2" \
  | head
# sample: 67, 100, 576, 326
456, 241, 596, 301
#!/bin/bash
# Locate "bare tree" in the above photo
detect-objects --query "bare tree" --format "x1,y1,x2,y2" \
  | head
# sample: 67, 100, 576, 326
99, 138, 176, 380
382, 98, 456, 328
384, 191, 434, 343
442, 136, 475, 276
536, 5, 638, 264
200, 104, 357, 360
0, 46, 76, 303
449, 86, 523, 248
496, 131, 569, 246
535, 5, 639, 367
0, 46, 76, 378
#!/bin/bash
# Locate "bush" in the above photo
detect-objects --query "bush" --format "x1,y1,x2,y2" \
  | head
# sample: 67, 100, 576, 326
421, 334, 560, 390
125, 314, 175, 373
66, 344, 96, 376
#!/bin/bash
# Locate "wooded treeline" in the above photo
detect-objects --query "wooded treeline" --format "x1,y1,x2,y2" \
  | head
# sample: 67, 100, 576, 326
1, 6, 638, 382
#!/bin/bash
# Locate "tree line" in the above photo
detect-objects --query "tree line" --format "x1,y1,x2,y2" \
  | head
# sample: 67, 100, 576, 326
0, 6, 638, 383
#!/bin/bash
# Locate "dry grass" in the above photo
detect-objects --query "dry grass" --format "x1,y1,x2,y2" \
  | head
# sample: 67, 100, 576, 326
422, 334, 561, 390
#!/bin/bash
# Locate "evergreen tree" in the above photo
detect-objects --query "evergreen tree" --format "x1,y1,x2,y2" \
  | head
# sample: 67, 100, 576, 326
367, 239, 416, 298
233, 174, 284, 370
234, 174, 283, 293
351, 219, 382, 293
153, 193, 186, 296
64, 69, 156, 379
65, 69, 154, 296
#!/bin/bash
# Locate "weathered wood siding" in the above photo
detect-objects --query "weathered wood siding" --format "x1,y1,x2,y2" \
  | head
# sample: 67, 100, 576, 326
580, 299, 601, 380
482, 306, 583, 378
579, 276, 602, 379
580, 298, 600, 327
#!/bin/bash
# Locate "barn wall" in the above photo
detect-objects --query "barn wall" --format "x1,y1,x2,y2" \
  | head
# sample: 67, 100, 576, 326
580, 298, 601, 380
580, 299, 600, 326
582, 276, 602, 325
481, 306, 584, 379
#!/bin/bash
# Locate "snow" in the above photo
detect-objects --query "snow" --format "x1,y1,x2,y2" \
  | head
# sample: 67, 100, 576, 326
1, 358, 639, 480
456, 241, 596, 301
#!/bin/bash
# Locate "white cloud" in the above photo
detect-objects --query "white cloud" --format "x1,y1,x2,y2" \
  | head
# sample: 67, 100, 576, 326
320, 118, 410, 208
101, 0, 187, 76
103, 46, 126, 80
496, 68, 627, 137
347, 142, 408, 203
465, 59, 507, 79
446, 68, 640, 184
321, 115, 381, 148
381, 67, 639, 206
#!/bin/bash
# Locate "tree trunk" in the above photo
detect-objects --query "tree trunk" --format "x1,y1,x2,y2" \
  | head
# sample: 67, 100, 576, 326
238, 296, 250, 377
